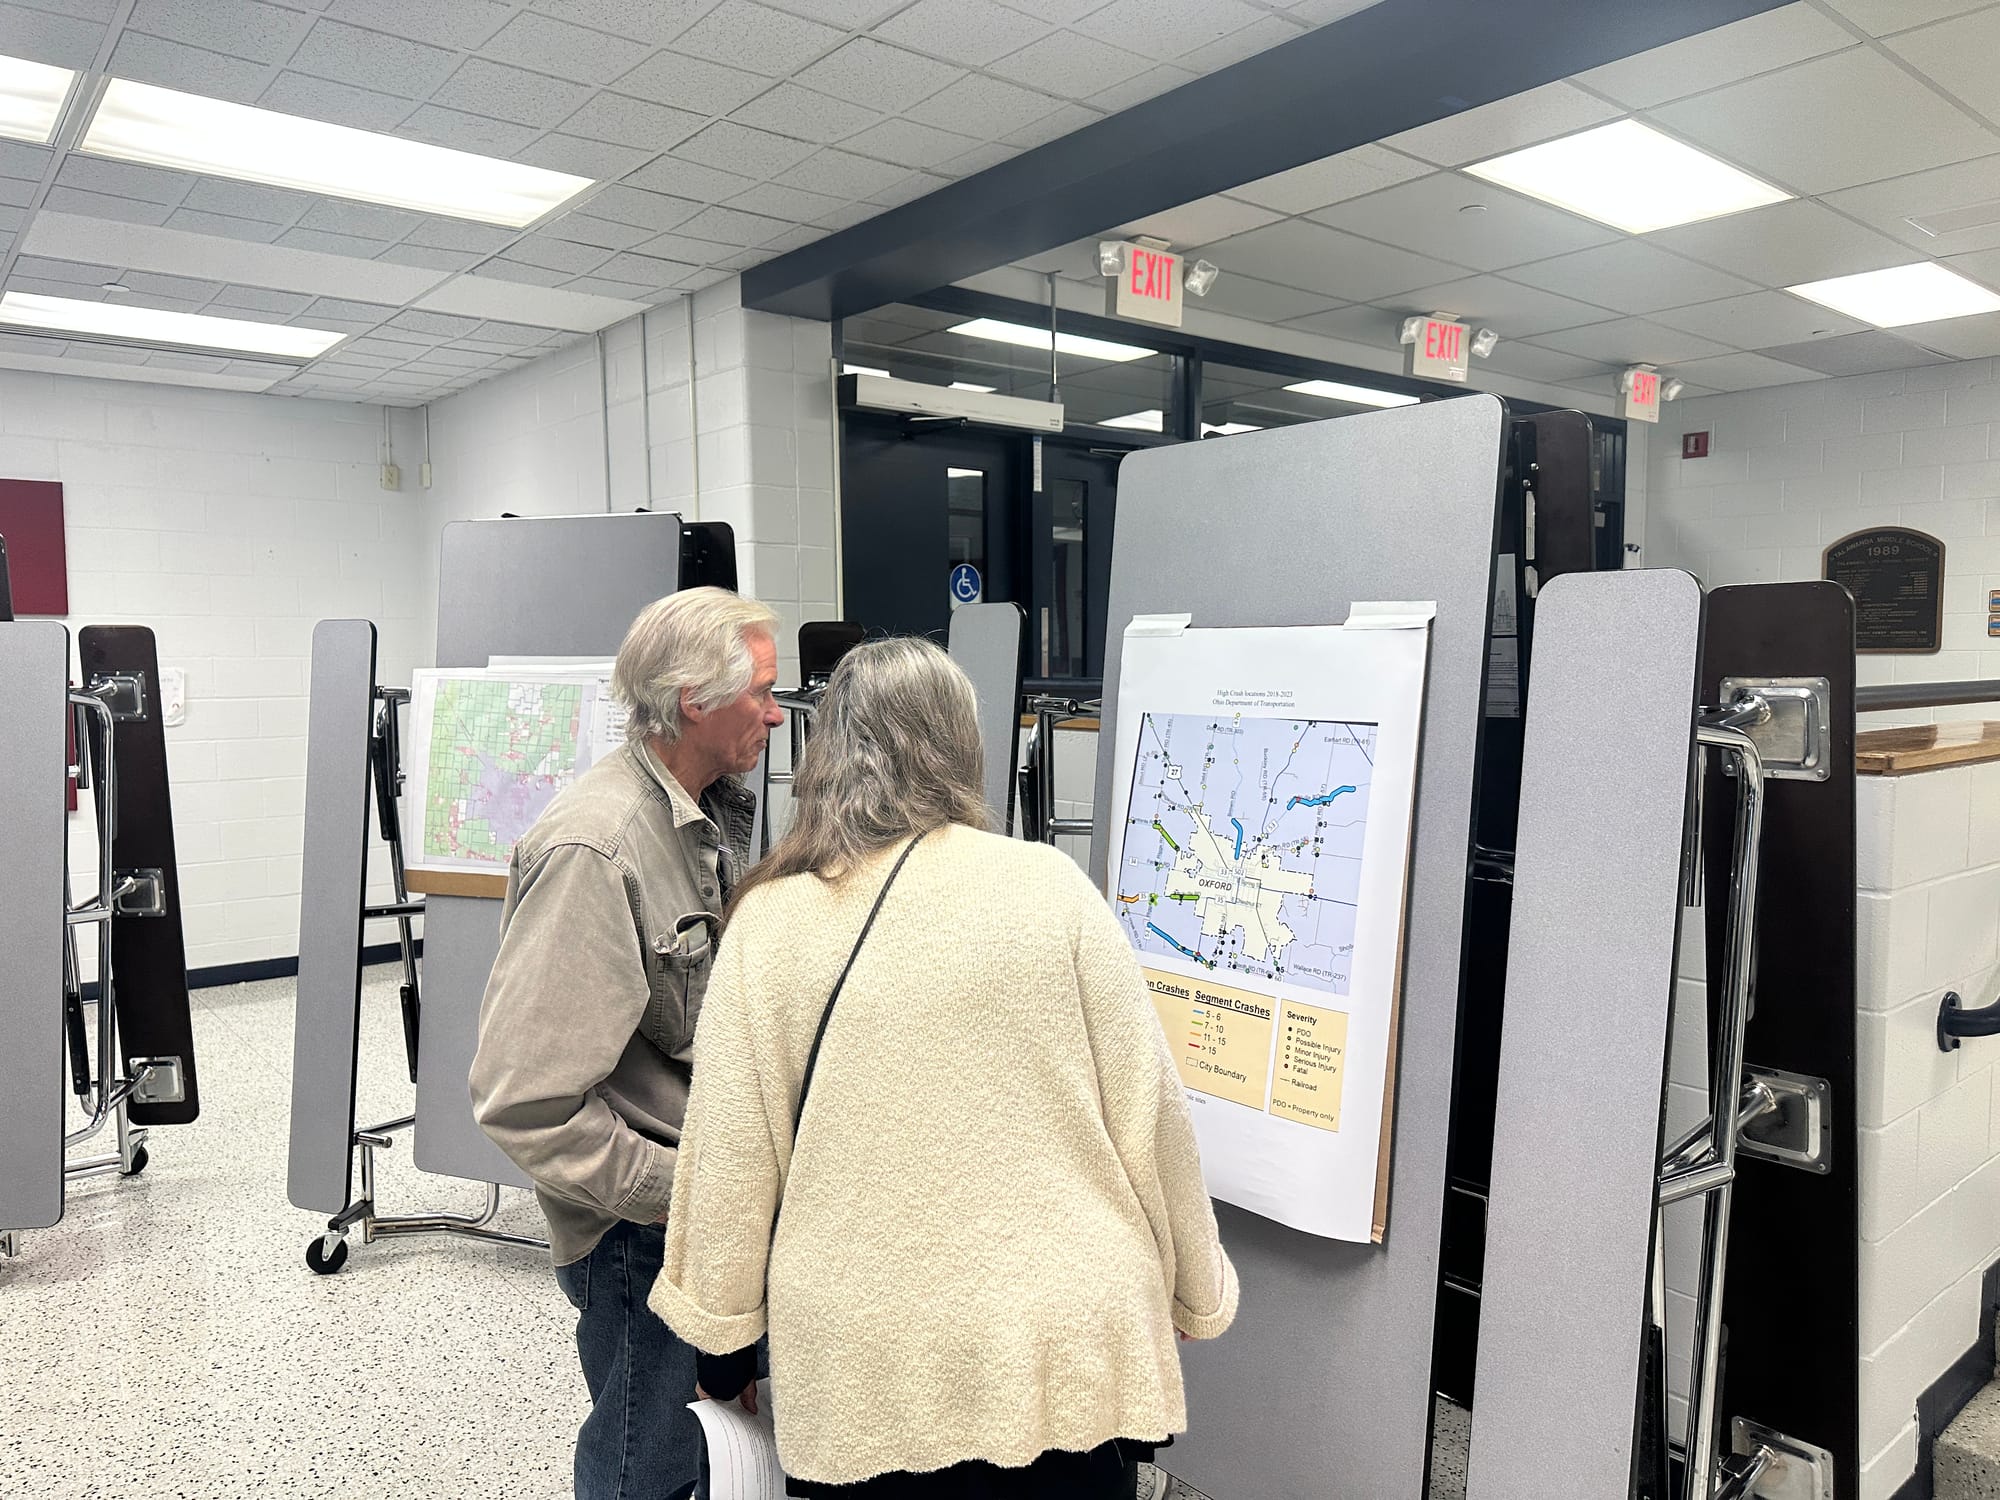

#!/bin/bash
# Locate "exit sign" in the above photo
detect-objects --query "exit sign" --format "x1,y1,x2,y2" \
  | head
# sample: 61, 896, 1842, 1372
1106, 241, 1183, 328
1405, 317, 1469, 382
1620, 367, 1662, 424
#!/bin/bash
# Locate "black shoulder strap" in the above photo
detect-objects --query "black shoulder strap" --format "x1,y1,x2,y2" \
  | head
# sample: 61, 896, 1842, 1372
793, 829, 929, 1139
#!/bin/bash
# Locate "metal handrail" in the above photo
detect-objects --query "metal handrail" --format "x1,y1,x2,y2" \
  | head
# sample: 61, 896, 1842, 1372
1857, 679, 2000, 712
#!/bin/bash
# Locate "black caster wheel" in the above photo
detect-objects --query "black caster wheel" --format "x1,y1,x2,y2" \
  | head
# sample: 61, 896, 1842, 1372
119, 1144, 149, 1177
305, 1235, 349, 1275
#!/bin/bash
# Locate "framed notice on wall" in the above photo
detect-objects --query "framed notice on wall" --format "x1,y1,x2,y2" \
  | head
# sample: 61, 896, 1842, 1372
1823, 526, 1943, 654
0, 480, 67, 616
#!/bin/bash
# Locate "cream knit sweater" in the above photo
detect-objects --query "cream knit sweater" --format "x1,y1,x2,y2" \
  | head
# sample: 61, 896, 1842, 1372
648, 822, 1238, 1485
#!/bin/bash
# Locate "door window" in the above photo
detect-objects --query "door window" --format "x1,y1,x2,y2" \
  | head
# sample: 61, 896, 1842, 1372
1048, 477, 1086, 678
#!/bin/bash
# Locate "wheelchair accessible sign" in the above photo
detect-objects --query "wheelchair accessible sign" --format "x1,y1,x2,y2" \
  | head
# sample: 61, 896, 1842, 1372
950, 563, 982, 609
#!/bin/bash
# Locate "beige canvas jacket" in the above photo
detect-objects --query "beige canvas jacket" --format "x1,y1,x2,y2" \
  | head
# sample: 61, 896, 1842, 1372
469, 740, 756, 1266
649, 823, 1238, 1485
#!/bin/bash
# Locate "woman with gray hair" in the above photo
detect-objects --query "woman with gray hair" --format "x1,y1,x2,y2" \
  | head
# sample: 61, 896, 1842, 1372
648, 636, 1237, 1499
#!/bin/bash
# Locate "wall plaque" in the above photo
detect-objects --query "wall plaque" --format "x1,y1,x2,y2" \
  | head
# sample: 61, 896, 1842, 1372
1823, 527, 1943, 654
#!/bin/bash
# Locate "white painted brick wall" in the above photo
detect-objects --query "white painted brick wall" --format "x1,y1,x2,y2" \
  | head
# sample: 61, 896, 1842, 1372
0, 366, 426, 975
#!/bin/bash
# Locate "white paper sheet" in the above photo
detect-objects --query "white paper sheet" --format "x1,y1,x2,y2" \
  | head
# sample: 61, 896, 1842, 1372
1104, 616, 1433, 1242
689, 1383, 785, 1500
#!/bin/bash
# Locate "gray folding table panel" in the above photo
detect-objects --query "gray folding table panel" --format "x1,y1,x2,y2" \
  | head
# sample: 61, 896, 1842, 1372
1090, 396, 1506, 1500
288, 620, 378, 1216
1466, 570, 1700, 1500
947, 601, 1025, 833
415, 512, 684, 1185
0, 621, 68, 1231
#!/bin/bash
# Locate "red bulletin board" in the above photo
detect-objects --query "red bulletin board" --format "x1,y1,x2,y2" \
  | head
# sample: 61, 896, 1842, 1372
0, 479, 67, 615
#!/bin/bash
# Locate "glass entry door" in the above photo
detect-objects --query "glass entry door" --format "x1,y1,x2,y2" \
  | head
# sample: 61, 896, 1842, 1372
1030, 444, 1119, 686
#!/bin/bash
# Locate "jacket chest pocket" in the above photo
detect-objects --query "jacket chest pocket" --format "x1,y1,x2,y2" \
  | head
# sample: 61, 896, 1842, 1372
644, 916, 714, 1053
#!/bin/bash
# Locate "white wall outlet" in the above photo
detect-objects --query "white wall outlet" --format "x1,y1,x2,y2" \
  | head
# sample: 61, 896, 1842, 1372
159, 666, 186, 728
380, 461, 401, 490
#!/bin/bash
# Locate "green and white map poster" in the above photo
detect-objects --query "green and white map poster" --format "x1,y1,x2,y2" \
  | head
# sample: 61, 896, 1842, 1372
405, 668, 609, 880
1106, 611, 1432, 1243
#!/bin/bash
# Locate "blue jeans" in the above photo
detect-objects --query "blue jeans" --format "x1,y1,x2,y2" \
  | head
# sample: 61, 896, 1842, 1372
554, 1220, 704, 1500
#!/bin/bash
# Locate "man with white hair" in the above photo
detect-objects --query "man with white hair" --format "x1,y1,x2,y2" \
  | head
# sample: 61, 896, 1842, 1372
471, 585, 783, 1500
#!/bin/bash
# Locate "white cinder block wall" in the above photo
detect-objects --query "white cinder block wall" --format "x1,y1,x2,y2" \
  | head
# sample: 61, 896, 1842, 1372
0, 367, 427, 975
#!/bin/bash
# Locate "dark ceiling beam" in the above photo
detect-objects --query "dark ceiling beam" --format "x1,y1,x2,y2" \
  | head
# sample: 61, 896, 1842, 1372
743, 0, 1790, 322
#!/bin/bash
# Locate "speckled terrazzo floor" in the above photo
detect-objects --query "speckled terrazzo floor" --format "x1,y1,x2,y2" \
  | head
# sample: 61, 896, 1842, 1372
2, 964, 582, 1499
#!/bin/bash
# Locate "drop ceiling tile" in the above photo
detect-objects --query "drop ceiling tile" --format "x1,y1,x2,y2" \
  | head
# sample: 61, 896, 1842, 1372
1652, 290, 1869, 349
1651, 50, 2000, 196
673, 0, 844, 76
941, 141, 1019, 176
1004, 101, 1100, 149
530, 0, 717, 43
304, 296, 398, 321
0, 1, 109, 68
906, 73, 1060, 135
1665, 350, 1828, 390
1088, 64, 1197, 114
1475, 341, 1618, 385
1202, 219, 1469, 301
583, 183, 703, 231
482, 11, 653, 83
1119, 194, 1283, 249
1191, 273, 1337, 323
812, 201, 880, 231
591, 250, 698, 285
387, 308, 480, 337
299, 199, 422, 241
625, 155, 758, 201
1506, 241, 1758, 316
566, 272, 673, 298
1227, 144, 1432, 215
1309, 172, 1615, 272
56, 156, 195, 207
1384, 273, 1611, 337
1949, 245, 2000, 291
674, 122, 817, 179
0, 204, 22, 233
107, 32, 269, 102
1530, 319, 1735, 366
1280, 302, 1405, 345
214, 284, 314, 314
395, 104, 542, 157
993, 0, 1099, 20
617, 51, 769, 114
1761, 330, 1947, 374
18, 0, 118, 21
430, 58, 593, 127
420, 344, 500, 367
43, 187, 176, 226
991, 30, 1151, 97
1824, 154, 2000, 258
182, 179, 312, 227
633, 231, 736, 263
840, 118, 979, 170
501, 235, 613, 274
1573, 4, 1855, 109
323, 0, 512, 49
758, 225, 819, 253
0, 141, 51, 183
762, 0, 901, 22
1071, 0, 1257, 60
259, 71, 417, 131
125, 269, 226, 301
466, 320, 562, 346
8, 276, 109, 302
163, 207, 285, 241
866, 170, 950, 209
477, 260, 573, 288
1820, 0, 1990, 37
379, 243, 481, 275
516, 133, 656, 181
277, 226, 389, 257
1176, 12, 1308, 72
728, 180, 847, 221
1891, 8, 2000, 134
1386, 82, 1618, 168
674, 204, 791, 246
774, 147, 905, 198
795, 38, 964, 111
0, 178, 30, 209
731, 82, 881, 141
290, 18, 456, 99
13, 255, 119, 283
542, 212, 656, 250
1898, 311, 2000, 360
129, 0, 311, 62
1013, 236, 1097, 277
402, 217, 516, 253
876, 0, 1049, 65
1650, 199, 1915, 287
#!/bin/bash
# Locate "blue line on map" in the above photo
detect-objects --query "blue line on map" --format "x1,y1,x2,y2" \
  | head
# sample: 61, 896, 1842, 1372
1147, 922, 1204, 963
1230, 818, 1244, 858
1287, 785, 1357, 812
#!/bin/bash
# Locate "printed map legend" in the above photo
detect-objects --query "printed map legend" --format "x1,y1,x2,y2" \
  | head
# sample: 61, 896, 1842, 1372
1271, 999, 1347, 1131
1145, 970, 1271, 1110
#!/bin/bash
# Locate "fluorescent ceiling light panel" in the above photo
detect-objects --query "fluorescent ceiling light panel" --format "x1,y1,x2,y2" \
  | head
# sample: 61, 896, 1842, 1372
949, 381, 996, 392
1465, 119, 1790, 234
1786, 262, 2000, 328
948, 318, 1155, 363
1202, 421, 1262, 435
842, 363, 890, 376
81, 79, 592, 228
946, 467, 983, 478
1099, 409, 1164, 430
1284, 379, 1419, 408
0, 54, 75, 144
0, 291, 344, 359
